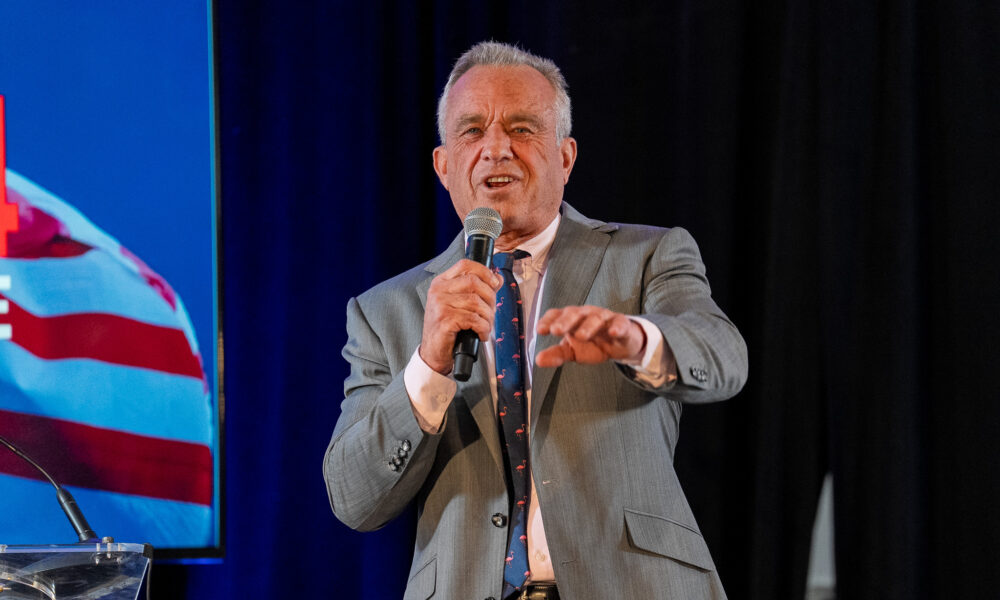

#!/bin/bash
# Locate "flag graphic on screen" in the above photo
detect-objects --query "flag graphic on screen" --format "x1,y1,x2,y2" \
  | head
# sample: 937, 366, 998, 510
0, 169, 214, 547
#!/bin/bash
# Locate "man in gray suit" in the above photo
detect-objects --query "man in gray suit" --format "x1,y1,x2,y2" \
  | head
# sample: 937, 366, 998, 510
324, 41, 747, 600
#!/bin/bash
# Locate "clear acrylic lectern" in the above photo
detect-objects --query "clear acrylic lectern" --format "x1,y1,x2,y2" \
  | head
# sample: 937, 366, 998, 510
0, 542, 152, 599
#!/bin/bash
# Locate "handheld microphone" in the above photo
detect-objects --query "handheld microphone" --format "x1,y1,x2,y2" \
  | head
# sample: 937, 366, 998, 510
453, 207, 502, 382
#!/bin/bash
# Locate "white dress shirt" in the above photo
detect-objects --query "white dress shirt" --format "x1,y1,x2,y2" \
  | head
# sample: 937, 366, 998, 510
403, 213, 676, 582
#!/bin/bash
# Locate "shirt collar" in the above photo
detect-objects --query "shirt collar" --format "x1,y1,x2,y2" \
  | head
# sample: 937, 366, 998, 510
462, 212, 561, 272
513, 212, 560, 271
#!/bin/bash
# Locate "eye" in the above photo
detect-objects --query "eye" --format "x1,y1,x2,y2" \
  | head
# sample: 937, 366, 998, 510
462, 127, 483, 136
512, 127, 532, 134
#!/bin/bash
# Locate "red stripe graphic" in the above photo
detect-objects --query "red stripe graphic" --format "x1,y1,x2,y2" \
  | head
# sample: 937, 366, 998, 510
1, 294, 204, 380
0, 409, 212, 505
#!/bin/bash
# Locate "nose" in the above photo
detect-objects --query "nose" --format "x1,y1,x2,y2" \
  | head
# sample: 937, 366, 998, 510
480, 125, 513, 162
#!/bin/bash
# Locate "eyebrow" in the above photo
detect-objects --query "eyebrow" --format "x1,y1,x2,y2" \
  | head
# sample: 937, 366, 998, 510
506, 113, 545, 130
453, 114, 485, 133
452, 113, 547, 133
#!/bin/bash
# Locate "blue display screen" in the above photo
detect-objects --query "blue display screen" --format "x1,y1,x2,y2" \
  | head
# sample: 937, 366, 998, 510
0, 1, 221, 558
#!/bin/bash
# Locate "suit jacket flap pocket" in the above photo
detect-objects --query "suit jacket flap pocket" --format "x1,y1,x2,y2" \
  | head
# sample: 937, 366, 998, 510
624, 509, 714, 571
403, 556, 436, 600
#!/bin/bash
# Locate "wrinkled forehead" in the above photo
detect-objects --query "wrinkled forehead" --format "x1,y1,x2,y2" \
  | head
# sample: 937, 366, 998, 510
445, 65, 558, 123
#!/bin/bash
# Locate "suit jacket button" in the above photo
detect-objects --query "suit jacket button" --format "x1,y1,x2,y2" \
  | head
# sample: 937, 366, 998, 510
397, 447, 408, 458
391, 456, 403, 467
401, 440, 412, 452
387, 462, 400, 472
491, 513, 507, 527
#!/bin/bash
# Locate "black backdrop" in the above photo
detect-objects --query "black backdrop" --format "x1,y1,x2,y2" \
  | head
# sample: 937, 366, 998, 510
156, 1, 999, 598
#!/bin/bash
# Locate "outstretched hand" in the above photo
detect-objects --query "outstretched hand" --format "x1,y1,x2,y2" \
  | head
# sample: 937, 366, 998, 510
535, 305, 646, 368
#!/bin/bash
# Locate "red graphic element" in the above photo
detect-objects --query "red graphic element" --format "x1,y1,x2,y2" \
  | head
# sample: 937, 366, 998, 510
1, 187, 176, 312
515, 459, 526, 475
0, 201, 15, 258
511, 352, 521, 361
0, 294, 204, 379
515, 425, 525, 439
496, 296, 504, 309
496, 331, 505, 345
517, 496, 527, 509
519, 534, 527, 544
0, 409, 212, 505
498, 406, 507, 421
3, 188, 91, 259
496, 368, 506, 382
505, 552, 514, 565
512, 391, 523, 400
0, 95, 18, 258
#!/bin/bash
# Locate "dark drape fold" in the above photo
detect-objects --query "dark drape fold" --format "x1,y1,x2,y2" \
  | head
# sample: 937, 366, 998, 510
154, 1, 999, 598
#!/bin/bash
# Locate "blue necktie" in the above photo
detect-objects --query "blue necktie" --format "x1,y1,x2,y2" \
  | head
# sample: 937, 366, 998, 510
493, 250, 532, 598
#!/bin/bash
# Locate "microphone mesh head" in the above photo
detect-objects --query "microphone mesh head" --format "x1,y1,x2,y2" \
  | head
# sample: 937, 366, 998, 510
463, 207, 503, 240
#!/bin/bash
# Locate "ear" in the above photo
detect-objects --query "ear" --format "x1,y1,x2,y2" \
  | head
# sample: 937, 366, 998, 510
559, 137, 578, 183
432, 145, 449, 190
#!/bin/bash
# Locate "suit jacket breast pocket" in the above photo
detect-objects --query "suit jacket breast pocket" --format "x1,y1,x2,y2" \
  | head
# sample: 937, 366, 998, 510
624, 508, 715, 571
403, 556, 436, 600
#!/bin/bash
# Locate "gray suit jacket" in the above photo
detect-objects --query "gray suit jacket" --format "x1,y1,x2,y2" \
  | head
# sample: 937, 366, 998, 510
324, 204, 748, 599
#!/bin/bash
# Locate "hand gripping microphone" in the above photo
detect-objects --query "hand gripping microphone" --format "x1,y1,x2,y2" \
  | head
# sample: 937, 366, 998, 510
452, 207, 503, 382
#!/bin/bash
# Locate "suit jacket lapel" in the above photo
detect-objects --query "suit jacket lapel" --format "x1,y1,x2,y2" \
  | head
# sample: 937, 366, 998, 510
530, 204, 616, 437
417, 232, 464, 307
420, 233, 506, 478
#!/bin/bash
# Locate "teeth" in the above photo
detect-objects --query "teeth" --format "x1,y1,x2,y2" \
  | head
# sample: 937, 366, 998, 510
487, 176, 514, 184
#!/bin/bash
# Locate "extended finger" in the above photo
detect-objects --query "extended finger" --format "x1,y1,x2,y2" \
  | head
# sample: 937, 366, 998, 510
546, 307, 590, 337
535, 340, 576, 368
536, 308, 564, 335
572, 311, 613, 340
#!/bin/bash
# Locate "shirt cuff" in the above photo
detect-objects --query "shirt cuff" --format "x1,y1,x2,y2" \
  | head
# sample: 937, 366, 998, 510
616, 316, 678, 388
404, 347, 457, 434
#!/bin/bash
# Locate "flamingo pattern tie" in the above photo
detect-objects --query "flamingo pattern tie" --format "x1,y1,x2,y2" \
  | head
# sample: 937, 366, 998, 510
493, 249, 532, 599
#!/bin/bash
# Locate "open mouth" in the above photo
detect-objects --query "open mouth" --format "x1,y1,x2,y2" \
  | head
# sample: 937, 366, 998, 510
484, 176, 516, 189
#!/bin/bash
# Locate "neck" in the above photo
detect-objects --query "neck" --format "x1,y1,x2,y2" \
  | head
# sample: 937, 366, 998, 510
493, 210, 561, 252
495, 231, 539, 252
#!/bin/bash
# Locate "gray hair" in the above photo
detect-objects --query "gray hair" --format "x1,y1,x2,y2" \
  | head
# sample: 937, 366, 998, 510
436, 41, 572, 143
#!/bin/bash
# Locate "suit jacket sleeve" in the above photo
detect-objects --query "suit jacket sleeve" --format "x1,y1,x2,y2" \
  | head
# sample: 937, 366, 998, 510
631, 226, 747, 402
323, 293, 441, 531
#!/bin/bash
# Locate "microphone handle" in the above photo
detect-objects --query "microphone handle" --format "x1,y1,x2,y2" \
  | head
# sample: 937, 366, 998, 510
58, 487, 98, 542
453, 234, 495, 382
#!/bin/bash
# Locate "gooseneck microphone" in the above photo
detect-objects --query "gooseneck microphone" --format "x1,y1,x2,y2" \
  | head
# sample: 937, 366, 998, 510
453, 207, 503, 382
0, 434, 99, 542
